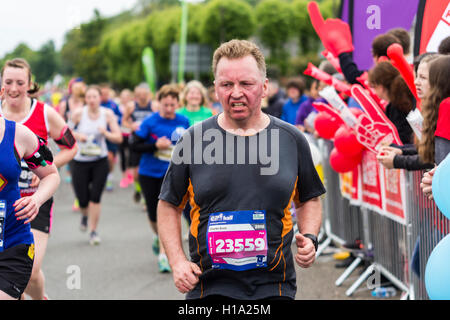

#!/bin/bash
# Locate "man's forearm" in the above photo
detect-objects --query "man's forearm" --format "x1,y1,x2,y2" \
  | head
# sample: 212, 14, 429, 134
157, 200, 188, 266
296, 197, 322, 236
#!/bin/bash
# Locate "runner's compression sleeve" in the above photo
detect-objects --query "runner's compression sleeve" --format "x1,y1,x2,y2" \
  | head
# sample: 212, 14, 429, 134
129, 132, 157, 154
55, 125, 76, 149
24, 136, 54, 169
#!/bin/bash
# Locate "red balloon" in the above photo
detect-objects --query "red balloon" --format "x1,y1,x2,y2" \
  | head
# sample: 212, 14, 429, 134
329, 147, 362, 173
314, 112, 341, 140
334, 125, 364, 156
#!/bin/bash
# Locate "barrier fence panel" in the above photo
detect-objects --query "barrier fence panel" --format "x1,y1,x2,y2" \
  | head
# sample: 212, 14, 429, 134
312, 135, 449, 299
316, 140, 368, 287
407, 170, 450, 300
318, 140, 363, 245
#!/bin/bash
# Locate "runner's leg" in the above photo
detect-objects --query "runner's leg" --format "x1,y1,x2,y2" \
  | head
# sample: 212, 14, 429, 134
24, 229, 48, 300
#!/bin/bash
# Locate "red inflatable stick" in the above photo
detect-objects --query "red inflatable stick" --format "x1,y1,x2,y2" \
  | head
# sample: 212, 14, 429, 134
318, 86, 359, 128
387, 43, 420, 109
307, 1, 354, 57
321, 50, 343, 74
351, 84, 403, 148
304, 63, 352, 96
356, 72, 388, 111
313, 101, 344, 123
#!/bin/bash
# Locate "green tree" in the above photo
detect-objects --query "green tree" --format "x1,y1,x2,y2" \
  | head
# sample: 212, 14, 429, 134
199, 0, 255, 49
149, 7, 182, 85
101, 19, 148, 89
33, 41, 60, 84
60, 28, 81, 76
0, 43, 35, 68
60, 9, 108, 84
291, 0, 336, 54
255, 0, 293, 74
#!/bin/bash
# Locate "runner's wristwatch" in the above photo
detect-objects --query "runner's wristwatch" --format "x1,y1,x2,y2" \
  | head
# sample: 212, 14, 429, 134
303, 234, 318, 252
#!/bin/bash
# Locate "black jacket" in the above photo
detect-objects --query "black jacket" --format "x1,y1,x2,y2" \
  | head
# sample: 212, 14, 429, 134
262, 90, 286, 119
384, 103, 414, 145
339, 52, 365, 85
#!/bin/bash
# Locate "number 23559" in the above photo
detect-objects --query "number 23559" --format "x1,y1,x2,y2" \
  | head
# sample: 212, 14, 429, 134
213, 238, 266, 253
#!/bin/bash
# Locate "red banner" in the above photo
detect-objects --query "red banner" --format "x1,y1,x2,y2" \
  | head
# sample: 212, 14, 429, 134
360, 151, 383, 210
379, 167, 406, 224
415, 0, 450, 55
340, 166, 361, 205
350, 151, 407, 224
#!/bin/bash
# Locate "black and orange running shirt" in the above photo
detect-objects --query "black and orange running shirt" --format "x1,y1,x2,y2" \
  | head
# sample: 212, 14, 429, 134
159, 115, 326, 300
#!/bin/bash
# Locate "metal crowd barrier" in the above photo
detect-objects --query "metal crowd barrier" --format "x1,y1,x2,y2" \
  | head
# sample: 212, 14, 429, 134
407, 170, 450, 300
310, 137, 450, 300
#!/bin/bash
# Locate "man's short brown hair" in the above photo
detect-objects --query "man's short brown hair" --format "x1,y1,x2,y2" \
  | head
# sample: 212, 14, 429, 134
371, 33, 401, 58
212, 39, 266, 78
386, 28, 411, 55
157, 84, 180, 102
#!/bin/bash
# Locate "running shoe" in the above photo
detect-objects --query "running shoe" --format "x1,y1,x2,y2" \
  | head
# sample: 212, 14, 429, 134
152, 236, 160, 256
106, 180, 114, 192
80, 216, 88, 232
158, 255, 171, 273
119, 177, 129, 188
89, 231, 101, 245
133, 191, 141, 203
127, 173, 134, 185
72, 199, 80, 212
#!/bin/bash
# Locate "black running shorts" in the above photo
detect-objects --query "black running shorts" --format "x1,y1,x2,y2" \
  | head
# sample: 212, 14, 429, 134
0, 243, 35, 299
30, 197, 54, 234
138, 174, 164, 223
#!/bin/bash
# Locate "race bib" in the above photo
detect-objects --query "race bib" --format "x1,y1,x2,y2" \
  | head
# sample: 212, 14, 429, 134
207, 210, 268, 271
80, 135, 102, 157
154, 145, 174, 162
0, 200, 6, 251
18, 160, 36, 196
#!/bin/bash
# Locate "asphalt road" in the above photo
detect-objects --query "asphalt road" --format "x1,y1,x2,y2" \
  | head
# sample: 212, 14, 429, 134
38, 166, 390, 300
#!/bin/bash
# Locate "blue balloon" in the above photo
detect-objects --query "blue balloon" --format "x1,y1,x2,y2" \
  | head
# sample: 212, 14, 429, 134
425, 234, 450, 300
432, 153, 450, 220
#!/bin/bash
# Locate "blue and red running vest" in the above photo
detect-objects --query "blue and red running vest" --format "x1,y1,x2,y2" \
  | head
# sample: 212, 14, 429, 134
0, 119, 34, 252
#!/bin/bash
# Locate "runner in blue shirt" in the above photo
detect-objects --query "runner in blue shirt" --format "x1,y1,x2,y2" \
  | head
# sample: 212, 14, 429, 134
0, 118, 59, 300
130, 84, 189, 273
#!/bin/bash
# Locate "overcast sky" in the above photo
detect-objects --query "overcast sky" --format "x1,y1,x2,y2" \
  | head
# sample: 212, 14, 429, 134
0, 0, 137, 56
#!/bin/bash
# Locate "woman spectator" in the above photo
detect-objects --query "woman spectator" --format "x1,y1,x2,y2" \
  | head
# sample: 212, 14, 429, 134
377, 54, 440, 170
368, 61, 415, 144
418, 55, 450, 166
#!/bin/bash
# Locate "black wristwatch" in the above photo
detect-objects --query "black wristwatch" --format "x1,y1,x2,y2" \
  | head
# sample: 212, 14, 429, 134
303, 234, 318, 252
